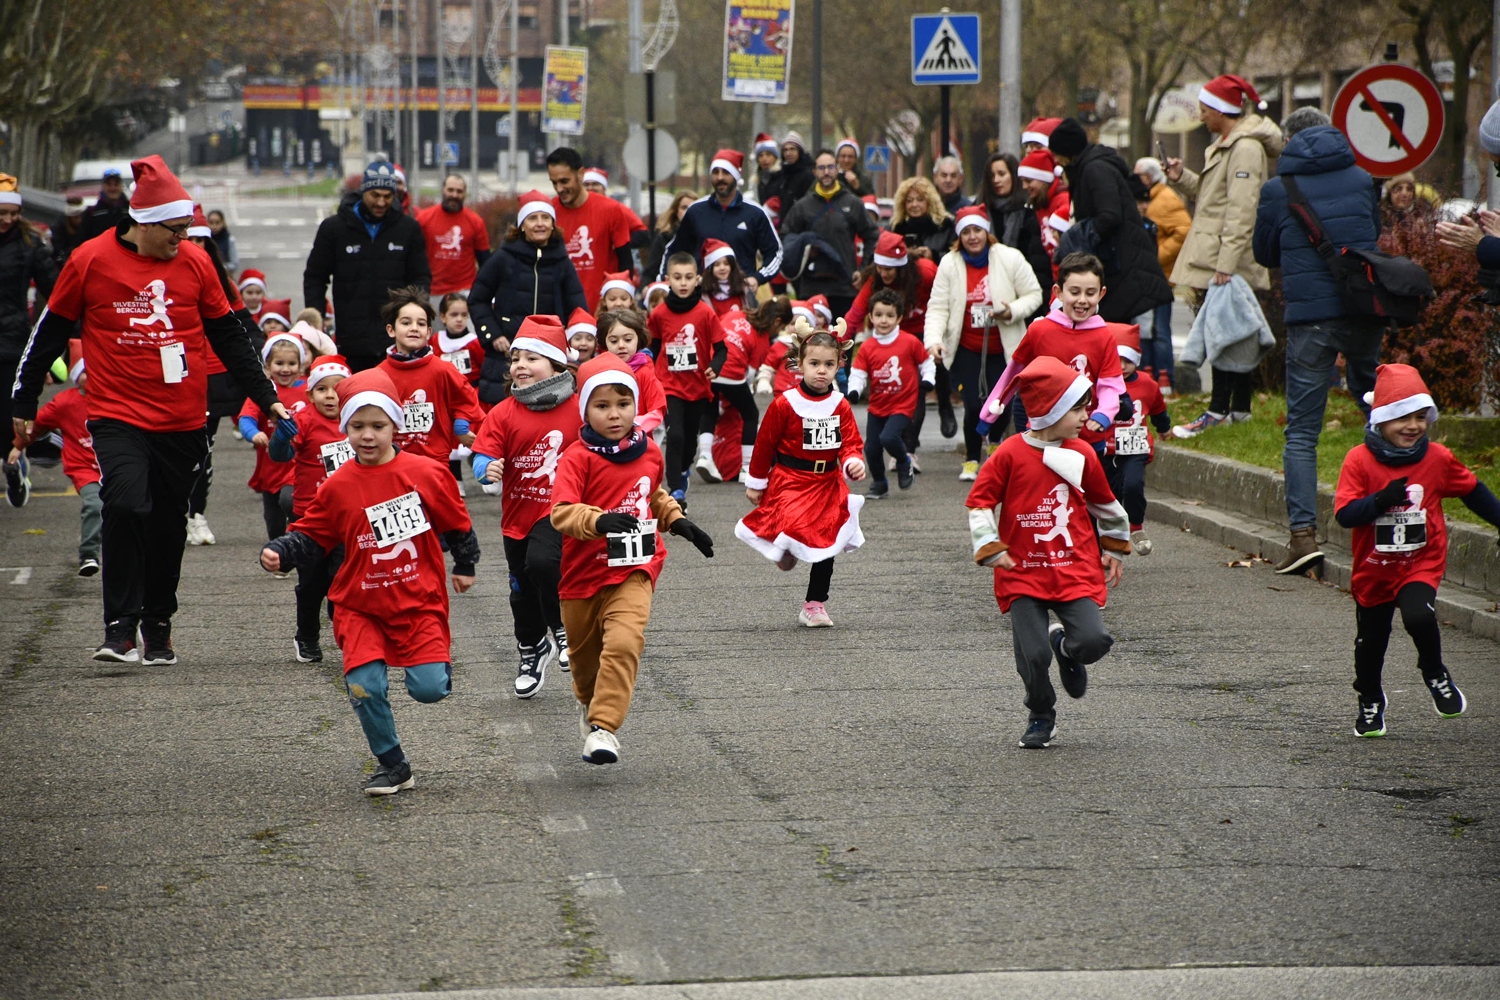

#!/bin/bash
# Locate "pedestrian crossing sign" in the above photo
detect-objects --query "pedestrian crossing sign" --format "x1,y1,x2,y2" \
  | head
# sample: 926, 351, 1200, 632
864, 145, 891, 172
911, 13, 981, 85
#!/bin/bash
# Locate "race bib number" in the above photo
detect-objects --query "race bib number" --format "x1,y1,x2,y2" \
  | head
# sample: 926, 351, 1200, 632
402, 401, 436, 434
1374, 509, 1427, 553
969, 304, 994, 328
666, 344, 699, 372
1114, 426, 1150, 456
365, 491, 432, 548
160, 342, 188, 384
319, 439, 355, 474
442, 350, 472, 375
606, 518, 658, 567
802, 416, 841, 451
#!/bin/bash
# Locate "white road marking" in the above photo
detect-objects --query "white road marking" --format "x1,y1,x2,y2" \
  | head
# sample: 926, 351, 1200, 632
276, 252, 302, 259
493, 721, 531, 736
1, 567, 33, 585
569, 873, 623, 897
540, 815, 587, 833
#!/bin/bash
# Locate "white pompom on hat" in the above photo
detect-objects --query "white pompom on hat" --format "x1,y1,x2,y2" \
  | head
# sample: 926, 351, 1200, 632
1199, 74, 1268, 115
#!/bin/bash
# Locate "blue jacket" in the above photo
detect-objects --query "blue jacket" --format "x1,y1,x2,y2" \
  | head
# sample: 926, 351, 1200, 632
658, 190, 783, 282
1253, 125, 1380, 325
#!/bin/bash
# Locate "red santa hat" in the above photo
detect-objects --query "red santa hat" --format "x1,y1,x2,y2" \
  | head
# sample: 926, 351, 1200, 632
1047, 201, 1073, 234
872, 230, 908, 268
753, 132, 778, 156
954, 205, 991, 235
709, 148, 745, 183
391, 163, 407, 184
336, 367, 405, 432
258, 311, 293, 331
576, 351, 639, 420
701, 238, 736, 269
1019, 356, 1094, 431
1021, 117, 1064, 147
643, 280, 670, 300
187, 204, 211, 239
1363, 363, 1438, 427
808, 295, 833, 324
260, 331, 307, 364
1018, 149, 1063, 184
517, 189, 557, 224
862, 194, 880, 217
1111, 323, 1143, 366
567, 307, 598, 340
790, 300, 816, 325
237, 269, 267, 291
127, 155, 195, 224
835, 138, 860, 158
1198, 74, 1267, 115
510, 314, 570, 367
307, 353, 352, 390
582, 167, 609, 187
599, 271, 636, 298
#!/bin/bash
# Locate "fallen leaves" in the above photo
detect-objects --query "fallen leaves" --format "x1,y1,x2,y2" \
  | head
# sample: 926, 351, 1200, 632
1226, 555, 1268, 568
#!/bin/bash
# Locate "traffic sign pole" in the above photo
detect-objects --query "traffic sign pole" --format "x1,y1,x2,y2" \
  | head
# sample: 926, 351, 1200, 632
941, 86, 951, 157
646, 70, 657, 227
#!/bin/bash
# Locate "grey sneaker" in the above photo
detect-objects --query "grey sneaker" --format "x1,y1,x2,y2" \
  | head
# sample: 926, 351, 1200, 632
363, 759, 414, 795
1019, 719, 1057, 749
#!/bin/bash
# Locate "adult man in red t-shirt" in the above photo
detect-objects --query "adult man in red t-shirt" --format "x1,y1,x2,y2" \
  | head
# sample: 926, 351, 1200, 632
415, 173, 492, 298
11, 156, 285, 665
546, 147, 634, 310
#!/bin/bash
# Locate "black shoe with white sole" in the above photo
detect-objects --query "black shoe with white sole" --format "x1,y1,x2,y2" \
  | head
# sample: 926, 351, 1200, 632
1049, 623, 1087, 698
514, 637, 553, 699
866, 478, 890, 500
4, 457, 29, 508
553, 626, 570, 672
1019, 719, 1057, 749
294, 637, 323, 663
93, 621, 139, 663
363, 759, 415, 795
1355, 694, 1387, 737
1424, 668, 1466, 718
897, 459, 914, 490
78, 558, 100, 577
139, 619, 177, 666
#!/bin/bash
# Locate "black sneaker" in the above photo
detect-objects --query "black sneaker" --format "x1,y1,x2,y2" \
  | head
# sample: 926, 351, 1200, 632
363, 759, 414, 795
139, 620, 177, 666
1019, 719, 1057, 749
1049, 623, 1087, 698
77, 558, 100, 577
294, 637, 323, 663
1424, 668, 1466, 718
93, 621, 139, 663
4, 456, 29, 508
553, 625, 570, 673
867, 478, 890, 500
1355, 694, 1387, 737
896, 459, 914, 490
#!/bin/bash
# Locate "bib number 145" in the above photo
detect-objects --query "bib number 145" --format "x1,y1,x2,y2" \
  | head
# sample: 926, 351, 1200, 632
802, 416, 841, 451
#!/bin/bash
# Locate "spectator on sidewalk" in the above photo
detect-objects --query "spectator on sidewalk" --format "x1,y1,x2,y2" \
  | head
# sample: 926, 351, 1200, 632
834, 139, 874, 197
778, 133, 815, 205
50, 198, 89, 267
643, 191, 695, 288
1436, 99, 1500, 287
780, 149, 881, 319
1132, 157, 1192, 390
416, 173, 492, 301
932, 155, 971, 215
80, 167, 131, 240
0, 176, 57, 442
1253, 106, 1382, 577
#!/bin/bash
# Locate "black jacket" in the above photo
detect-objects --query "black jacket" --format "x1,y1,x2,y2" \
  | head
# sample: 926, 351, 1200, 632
80, 193, 130, 241
779, 155, 815, 205
468, 235, 586, 405
985, 196, 1054, 318
302, 194, 431, 358
660, 191, 784, 283
0, 226, 58, 359
1062, 144, 1173, 322
779, 185, 880, 298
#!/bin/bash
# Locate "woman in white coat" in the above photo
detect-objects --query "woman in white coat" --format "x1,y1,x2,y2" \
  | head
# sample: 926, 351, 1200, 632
924, 206, 1043, 480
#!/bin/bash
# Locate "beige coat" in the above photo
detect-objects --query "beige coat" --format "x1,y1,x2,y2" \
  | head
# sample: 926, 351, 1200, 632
923, 242, 1044, 362
1169, 113, 1283, 290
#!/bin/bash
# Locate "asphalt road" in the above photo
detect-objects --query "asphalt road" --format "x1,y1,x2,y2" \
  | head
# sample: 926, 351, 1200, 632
1, 411, 1496, 1000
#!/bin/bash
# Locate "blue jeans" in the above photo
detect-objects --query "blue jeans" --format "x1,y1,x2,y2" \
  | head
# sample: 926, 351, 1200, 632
345, 660, 452, 757
1283, 318, 1383, 530
78, 481, 102, 561
1142, 301, 1174, 380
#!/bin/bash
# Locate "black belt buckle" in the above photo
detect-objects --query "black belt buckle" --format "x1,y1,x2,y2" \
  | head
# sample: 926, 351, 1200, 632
812, 459, 827, 474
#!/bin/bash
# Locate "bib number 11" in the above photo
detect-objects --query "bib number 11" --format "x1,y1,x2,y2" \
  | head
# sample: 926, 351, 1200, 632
606, 518, 658, 567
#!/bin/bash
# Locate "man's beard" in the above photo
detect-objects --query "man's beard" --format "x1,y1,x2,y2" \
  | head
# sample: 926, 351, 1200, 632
443, 197, 463, 212
713, 181, 733, 197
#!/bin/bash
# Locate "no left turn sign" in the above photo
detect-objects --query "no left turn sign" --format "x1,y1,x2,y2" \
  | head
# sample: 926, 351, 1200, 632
1331, 64, 1445, 178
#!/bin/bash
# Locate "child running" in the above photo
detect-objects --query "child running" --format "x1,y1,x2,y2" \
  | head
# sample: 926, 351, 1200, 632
753, 301, 802, 398
597, 272, 639, 315
600, 310, 665, 433
966, 356, 1132, 749
260, 367, 480, 795
239, 332, 310, 543
567, 308, 599, 363
1104, 324, 1170, 555
694, 301, 766, 484
1333, 364, 1500, 737
377, 286, 484, 470
268, 354, 352, 663
471, 316, 581, 699
845, 289, 934, 499
432, 292, 486, 492
737, 319, 867, 627
549, 353, 715, 764
648, 251, 727, 508
702, 238, 752, 317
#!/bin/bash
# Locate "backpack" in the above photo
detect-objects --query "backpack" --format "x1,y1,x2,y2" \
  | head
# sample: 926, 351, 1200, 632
1281, 175, 1433, 326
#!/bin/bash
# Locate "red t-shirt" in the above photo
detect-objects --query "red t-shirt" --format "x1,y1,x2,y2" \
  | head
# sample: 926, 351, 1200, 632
292, 449, 472, 671
378, 351, 485, 463
716, 308, 759, 382
552, 438, 671, 600
239, 382, 309, 493
843, 257, 939, 337
853, 330, 932, 418
430, 330, 484, 387
470, 396, 582, 538
648, 300, 725, 402
47, 233, 232, 432
965, 434, 1117, 612
1335, 442, 1477, 606
282, 404, 351, 516
24, 388, 100, 490
627, 356, 668, 424
553, 193, 632, 310
762, 337, 799, 394
958, 263, 1004, 354
1009, 316, 1122, 446
1104, 372, 1167, 459
417, 205, 491, 295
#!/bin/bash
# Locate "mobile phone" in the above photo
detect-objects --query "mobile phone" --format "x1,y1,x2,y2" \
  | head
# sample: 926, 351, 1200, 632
1156, 140, 1169, 161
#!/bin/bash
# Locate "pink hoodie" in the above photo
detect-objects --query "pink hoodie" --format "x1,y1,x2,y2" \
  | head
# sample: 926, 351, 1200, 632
978, 301, 1126, 433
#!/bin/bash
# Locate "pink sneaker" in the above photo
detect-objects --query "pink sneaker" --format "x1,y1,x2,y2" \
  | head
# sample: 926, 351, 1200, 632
798, 601, 834, 627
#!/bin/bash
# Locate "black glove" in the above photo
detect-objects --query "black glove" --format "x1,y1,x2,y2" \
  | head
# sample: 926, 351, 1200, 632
669, 517, 715, 557
920, 381, 935, 393
594, 512, 640, 534
1372, 476, 1410, 510
845, 389, 862, 403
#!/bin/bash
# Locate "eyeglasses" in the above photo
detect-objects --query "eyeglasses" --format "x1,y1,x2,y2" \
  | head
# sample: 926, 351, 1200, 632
152, 220, 192, 237
815, 163, 838, 173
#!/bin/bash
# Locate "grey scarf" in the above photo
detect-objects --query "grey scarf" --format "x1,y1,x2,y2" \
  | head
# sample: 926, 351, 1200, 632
510, 370, 575, 411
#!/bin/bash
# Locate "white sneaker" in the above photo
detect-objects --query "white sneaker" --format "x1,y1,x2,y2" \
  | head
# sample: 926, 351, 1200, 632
694, 450, 723, 483
456, 480, 467, 497
1228, 410, 1253, 424
737, 467, 751, 485
194, 514, 216, 545
185, 516, 203, 546
582, 726, 620, 765
886, 455, 897, 472
1131, 530, 1153, 556
908, 453, 921, 474
553, 626, 570, 672
514, 636, 555, 699
959, 460, 979, 481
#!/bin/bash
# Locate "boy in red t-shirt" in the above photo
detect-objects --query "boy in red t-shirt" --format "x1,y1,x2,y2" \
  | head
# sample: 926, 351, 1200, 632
377, 287, 484, 468
238, 333, 311, 543
268, 354, 352, 663
846, 289, 934, 499
1333, 364, 1500, 737
550, 353, 715, 765
7, 358, 103, 576
260, 367, 480, 796
647, 252, 727, 509
966, 357, 1132, 749
1103, 324, 1170, 555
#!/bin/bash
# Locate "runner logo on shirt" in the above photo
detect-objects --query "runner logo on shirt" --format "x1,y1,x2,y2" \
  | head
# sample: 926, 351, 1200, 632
567, 224, 595, 269
613, 474, 654, 519
402, 389, 436, 434
515, 430, 564, 486
123, 279, 175, 334
1021, 483, 1075, 549
1070, 353, 1090, 375
666, 326, 699, 371
435, 225, 463, 255
873, 356, 903, 389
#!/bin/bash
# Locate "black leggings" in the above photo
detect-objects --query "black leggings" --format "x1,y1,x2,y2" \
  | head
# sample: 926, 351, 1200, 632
189, 416, 218, 517
294, 541, 340, 643
865, 412, 911, 483
1354, 582, 1443, 701
1209, 368, 1253, 415
261, 486, 293, 540
502, 517, 565, 646
1104, 454, 1148, 528
664, 395, 713, 490
701, 381, 759, 443
949, 346, 1007, 461
807, 557, 834, 603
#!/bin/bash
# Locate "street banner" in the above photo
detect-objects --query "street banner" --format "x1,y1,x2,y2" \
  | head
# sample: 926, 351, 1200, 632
542, 45, 589, 135
722, 0, 795, 104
